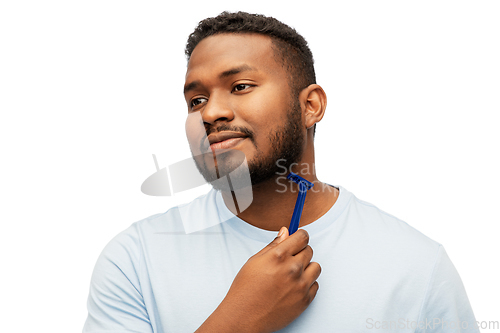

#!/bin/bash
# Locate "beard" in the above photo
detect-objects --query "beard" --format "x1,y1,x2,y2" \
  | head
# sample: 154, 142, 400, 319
245, 97, 304, 186
191, 97, 305, 191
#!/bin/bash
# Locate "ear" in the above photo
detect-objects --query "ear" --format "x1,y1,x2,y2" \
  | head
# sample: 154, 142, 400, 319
299, 84, 327, 129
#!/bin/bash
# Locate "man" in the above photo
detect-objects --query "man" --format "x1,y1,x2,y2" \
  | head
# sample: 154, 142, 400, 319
84, 12, 478, 332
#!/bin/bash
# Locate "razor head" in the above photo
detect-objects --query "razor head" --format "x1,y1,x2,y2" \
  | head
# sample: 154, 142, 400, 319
287, 172, 314, 191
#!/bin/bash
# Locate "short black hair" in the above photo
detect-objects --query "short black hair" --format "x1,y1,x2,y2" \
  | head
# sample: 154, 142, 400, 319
185, 11, 316, 97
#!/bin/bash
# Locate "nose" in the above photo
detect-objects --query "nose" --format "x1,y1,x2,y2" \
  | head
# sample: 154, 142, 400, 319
201, 92, 235, 125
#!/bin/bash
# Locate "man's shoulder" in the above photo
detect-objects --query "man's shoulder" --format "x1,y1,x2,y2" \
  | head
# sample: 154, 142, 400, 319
132, 188, 221, 235
344, 189, 441, 256
95, 189, 220, 265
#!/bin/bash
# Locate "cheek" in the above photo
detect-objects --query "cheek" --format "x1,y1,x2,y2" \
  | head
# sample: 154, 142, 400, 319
234, 84, 290, 130
185, 112, 210, 155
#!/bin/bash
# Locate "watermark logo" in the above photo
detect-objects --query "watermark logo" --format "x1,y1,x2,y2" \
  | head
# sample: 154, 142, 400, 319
366, 317, 499, 331
141, 112, 253, 233
274, 158, 337, 194
141, 154, 208, 197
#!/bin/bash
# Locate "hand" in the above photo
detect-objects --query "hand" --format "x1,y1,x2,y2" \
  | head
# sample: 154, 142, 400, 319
200, 227, 321, 333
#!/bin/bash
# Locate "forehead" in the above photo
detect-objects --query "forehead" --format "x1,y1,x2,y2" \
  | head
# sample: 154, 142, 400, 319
185, 33, 284, 81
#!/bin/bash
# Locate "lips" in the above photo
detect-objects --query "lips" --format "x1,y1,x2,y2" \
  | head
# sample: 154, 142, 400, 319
208, 131, 247, 144
206, 131, 248, 151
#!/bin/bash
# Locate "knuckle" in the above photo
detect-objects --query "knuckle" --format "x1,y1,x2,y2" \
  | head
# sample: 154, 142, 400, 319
299, 229, 310, 243
313, 282, 319, 295
307, 245, 313, 257
303, 289, 315, 305
297, 279, 308, 291
289, 262, 303, 276
308, 282, 319, 300
273, 248, 286, 261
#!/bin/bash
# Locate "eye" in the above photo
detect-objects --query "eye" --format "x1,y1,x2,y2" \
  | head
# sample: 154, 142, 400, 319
190, 97, 208, 109
232, 84, 253, 92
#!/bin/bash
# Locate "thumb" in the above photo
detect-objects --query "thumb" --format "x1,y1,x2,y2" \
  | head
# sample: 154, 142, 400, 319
276, 226, 289, 243
257, 227, 289, 255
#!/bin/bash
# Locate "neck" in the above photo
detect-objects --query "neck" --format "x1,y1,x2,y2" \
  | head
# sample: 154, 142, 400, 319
220, 162, 338, 231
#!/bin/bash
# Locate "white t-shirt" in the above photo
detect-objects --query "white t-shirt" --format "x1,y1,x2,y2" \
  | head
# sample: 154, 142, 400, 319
83, 186, 478, 332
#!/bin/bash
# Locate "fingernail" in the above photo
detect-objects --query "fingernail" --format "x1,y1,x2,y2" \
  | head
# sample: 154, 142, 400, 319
278, 227, 284, 238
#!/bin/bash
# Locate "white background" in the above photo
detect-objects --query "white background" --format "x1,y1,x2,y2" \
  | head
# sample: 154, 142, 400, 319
1, 0, 499, 331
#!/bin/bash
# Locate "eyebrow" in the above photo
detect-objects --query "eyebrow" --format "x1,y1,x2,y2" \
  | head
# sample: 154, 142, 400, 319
184, 65, 257, 95
219, 64, 257, 79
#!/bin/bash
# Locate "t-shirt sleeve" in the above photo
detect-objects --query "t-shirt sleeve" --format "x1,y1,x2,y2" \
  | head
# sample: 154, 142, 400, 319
83, 226, 153, 333
415, 245, 479, 333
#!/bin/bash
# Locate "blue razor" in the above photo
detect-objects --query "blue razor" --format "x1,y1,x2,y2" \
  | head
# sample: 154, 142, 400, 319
286, 172, 314, 235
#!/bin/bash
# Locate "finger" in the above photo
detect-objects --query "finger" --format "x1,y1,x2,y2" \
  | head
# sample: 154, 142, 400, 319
275, 229, 310, 256
307, 281, 320, 304
279, 227, 289, 243
303, 261, 322, 286
256, 226, 289, 255
293, 245, 313, 269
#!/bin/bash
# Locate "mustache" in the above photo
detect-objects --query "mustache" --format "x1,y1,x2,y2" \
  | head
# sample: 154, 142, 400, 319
199, 124, 255, 153
205, 123, 254, 137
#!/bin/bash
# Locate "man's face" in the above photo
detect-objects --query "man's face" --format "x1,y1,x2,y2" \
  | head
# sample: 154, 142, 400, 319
184, 33, 305, 188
